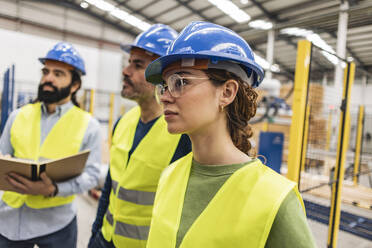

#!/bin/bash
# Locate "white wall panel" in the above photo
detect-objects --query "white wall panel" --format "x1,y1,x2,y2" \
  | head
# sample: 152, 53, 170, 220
0, 28, 123, 93
96, 49, 122, 92
102, 27, 133, 45
66, 17, 102, 39
0, 29, 51, 85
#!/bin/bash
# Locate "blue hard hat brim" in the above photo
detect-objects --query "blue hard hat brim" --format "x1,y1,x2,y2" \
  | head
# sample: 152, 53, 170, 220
120, 44, 132, 54
38, 57, 86, 75
145, 51, 264, 88
120, 44, 162, 56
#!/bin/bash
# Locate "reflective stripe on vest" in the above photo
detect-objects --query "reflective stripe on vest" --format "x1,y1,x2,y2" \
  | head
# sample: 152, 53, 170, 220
2, 103, 90, 209
101, 106, 182, 248
147, 153, 303, 248
105, 209, 150, 240
106, 209, 114, 226
112, 180, 118, 193
112, 179, 155, 205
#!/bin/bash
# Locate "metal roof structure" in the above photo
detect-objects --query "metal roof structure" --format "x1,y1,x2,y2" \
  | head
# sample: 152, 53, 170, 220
11, 0, 372, 82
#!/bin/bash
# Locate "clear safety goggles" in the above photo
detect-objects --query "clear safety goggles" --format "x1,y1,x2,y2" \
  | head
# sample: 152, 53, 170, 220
155, 74, 209, 100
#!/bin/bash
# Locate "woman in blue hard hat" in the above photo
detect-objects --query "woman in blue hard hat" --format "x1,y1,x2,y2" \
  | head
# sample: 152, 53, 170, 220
145, 21, 316, 248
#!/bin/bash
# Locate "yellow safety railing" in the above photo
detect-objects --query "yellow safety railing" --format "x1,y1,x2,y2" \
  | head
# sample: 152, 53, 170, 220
287, 40, 312, 183
326, 111, 333, 151
108, 93, 115, 145
89, 89, 95, 114
353, 105, 364, 185
300, 105, 310, 172
327, 62, 355, 248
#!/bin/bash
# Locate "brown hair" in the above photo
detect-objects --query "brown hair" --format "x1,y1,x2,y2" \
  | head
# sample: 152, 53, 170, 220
205, 68, 258, 155
70, 70, 82, 107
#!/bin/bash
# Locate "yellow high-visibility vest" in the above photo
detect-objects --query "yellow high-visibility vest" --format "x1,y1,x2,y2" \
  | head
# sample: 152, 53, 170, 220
101, 106, 182, 248
147, 153, 304, 248
2, 102, 91, 209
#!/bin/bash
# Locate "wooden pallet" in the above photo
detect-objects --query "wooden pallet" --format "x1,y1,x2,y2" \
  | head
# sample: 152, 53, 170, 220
300, 172, 372, 209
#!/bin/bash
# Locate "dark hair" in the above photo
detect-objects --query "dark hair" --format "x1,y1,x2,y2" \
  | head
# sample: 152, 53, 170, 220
205, 68, 258, 155
70, 70, 82, 107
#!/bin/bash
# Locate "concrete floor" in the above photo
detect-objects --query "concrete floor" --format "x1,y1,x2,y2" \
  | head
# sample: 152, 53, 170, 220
76, 193, 372, 248
77, 193, 98, 248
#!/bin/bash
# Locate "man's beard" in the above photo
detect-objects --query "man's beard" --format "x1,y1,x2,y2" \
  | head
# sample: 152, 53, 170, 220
37, 82, 72, 104
121, 76, 135, 99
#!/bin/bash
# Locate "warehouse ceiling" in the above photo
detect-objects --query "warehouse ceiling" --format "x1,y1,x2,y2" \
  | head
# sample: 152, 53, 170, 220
17, 0, 372, 81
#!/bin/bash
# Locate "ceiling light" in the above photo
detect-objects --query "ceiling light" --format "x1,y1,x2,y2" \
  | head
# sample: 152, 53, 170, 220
254, 53, 280, 72
110, 8, 151, 31
208, 0, 251, 23
271, 64, 280, 73
110, 8, 129, 20
85, 0, 152, 31
281, 27, 339, 65
240, 0, 249, 4
123, 15, 151, 31
80, 2, 89, 8
249, 20, 273, 30
85, 0, 115, 12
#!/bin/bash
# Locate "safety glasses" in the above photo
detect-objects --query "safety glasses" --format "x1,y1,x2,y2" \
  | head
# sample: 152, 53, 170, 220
155, 74, 209, 100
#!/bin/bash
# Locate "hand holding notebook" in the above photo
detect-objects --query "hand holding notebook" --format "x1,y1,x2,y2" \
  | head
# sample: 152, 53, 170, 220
0, 150, 90, 192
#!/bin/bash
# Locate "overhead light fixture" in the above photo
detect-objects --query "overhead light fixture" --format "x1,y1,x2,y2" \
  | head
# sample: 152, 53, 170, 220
254, 53, 280, 72
84, 0, 151, 31
85, 0, 114, 12
281, 27, 339, 65
80, 1, 89, 9
208, 0, 251, 23
110, 8, 129, 20
271, 64, 280, 72
240, 0, 249, 4
123, 15, 151, 32
249, 20, 273, 30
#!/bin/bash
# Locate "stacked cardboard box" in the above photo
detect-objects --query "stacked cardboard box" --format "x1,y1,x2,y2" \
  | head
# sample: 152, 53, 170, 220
279, 83, 293, 106
307, 117, 328, 149
307, 84, 327, 151
308, 83, 324, 116
280, 82, 324, 114
279, 83, 329, 163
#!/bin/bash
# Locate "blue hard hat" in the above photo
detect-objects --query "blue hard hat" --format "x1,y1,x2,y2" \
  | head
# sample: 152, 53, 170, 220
39, 42, 86, 75
145, 21, 264, 87
121, 24, 178, 56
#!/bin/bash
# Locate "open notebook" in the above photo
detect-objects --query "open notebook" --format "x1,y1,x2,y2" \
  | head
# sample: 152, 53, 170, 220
0, 150, 90, 191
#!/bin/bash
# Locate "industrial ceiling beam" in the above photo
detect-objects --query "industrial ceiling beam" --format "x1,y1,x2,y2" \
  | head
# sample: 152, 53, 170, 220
115, 0, 158, 16
237, 0, 369, 76
151, 4, 182, 21
21, 0, 137, 36
164, 5, 211, 26
173, 0, 211, 21
112, 0, 157, 24
249, 0, 278, 21
0, 12, 123, 47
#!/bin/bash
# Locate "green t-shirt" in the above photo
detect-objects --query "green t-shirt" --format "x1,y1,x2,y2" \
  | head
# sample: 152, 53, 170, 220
175, 159, 317, 248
